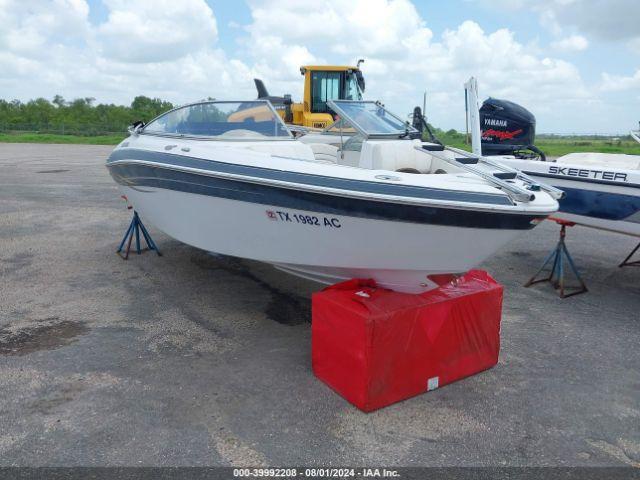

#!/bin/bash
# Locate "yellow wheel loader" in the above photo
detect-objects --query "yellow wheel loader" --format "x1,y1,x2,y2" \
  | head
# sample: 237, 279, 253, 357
253, 61, 365, 130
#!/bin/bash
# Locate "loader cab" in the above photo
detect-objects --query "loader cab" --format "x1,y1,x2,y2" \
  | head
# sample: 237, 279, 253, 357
253, 63, 366, 130
300, 65, 365, 129
308, 68, 364, 114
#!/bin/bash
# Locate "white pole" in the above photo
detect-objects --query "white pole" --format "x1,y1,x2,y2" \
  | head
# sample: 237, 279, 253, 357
464, 77, 482, 156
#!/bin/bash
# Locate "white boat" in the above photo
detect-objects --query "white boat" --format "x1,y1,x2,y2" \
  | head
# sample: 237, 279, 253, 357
465, 78, 640, 238
496, 153, 640, 237
107, 99, 560, 292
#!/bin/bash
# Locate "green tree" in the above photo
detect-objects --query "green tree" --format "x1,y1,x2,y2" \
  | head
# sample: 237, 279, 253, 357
0, 95, 174, 135
52, 95, 66, 108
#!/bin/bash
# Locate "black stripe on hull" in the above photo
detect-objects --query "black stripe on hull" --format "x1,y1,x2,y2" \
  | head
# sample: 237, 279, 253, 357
108, 148, 513, 206
108, 162, 546, 230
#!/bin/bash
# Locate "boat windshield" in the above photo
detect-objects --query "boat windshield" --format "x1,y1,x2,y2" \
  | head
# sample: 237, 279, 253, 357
321, 118, 358, 136
326, 100, 418, 138
142, 101, 292, 139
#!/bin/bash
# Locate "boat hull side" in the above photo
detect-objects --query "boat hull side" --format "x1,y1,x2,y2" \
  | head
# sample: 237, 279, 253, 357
527, 176, 640, 237
118, 185, 531, 292
496, 158, 640, 237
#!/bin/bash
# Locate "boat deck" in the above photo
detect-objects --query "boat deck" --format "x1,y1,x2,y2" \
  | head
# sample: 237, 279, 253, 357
0, 143, 639, 467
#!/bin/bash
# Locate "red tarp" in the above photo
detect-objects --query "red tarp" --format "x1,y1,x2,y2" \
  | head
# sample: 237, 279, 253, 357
311, 270, 503, 412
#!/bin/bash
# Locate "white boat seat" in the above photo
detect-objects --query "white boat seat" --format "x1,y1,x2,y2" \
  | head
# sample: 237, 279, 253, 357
360, 139, 432, 173
308, 143, 339, 164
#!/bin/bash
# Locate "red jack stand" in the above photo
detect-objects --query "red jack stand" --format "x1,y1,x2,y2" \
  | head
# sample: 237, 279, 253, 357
524, 219, 588, 298
619, 242, 640, 268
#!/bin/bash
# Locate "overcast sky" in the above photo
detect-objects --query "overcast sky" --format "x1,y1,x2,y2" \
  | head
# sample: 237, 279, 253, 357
1, 0, 639, 134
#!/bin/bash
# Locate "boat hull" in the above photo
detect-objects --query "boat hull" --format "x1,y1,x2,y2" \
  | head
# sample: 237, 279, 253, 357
496, 158, 640, 237
549, 179, 640, 236
119, 184, 536, 292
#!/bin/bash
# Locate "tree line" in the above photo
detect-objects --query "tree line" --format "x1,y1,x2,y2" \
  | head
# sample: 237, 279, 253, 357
1, 94, 464, 140
0, 96, 175, 136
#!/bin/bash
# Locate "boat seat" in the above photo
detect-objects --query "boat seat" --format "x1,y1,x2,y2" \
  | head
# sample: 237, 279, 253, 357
360, 139, 431, 173
307, 143, 339, 164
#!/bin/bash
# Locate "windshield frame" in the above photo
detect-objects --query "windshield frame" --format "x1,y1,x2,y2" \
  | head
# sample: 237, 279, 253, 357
326, 100, 418, 139
139, 100, 294, 141
319, 118, 359, 136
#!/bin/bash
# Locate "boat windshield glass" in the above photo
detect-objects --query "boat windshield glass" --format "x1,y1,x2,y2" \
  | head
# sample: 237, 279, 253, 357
142, 101, 292, 139
327, 100, 418, 138
321, 118, 358, 136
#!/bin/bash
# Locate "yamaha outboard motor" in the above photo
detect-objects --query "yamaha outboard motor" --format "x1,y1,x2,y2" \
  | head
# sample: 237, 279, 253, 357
479, 98, 546, 161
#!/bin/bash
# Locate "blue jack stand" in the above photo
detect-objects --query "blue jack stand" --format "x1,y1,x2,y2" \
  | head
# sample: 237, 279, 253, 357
117, 210, 161, 260
524, 220, 588, 298
619, 241, 640, 267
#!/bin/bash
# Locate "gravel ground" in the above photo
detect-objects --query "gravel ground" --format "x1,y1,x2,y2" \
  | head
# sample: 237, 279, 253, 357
0, 143, 638, 467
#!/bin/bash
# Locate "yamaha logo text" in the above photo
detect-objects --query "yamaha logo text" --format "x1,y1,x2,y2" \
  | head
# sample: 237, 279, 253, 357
484, 118, 507, 127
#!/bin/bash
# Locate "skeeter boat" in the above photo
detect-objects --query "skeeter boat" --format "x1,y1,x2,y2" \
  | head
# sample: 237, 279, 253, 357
496, 152, 640, 237
464, 77, 640, 238
106, 99, 560, 292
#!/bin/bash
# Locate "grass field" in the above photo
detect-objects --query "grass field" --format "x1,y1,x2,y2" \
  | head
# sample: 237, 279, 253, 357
435, 132, 640, 157
534, 137, 640, 156
2, 131, 640, 158
0, 132, 126, 145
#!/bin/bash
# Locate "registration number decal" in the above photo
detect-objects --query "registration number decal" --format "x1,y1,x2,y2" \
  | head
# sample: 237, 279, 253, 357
266, 210, 341, 228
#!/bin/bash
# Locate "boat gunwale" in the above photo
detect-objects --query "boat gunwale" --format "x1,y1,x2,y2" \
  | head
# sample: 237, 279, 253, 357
107, 154, 557, 216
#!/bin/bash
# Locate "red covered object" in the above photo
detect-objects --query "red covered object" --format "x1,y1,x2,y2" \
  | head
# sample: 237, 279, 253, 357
311, 270, 503, 412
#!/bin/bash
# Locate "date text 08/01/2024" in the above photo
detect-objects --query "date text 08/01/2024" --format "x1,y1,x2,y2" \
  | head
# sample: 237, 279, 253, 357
266, 210, 342, 229
233, 467, 400, 477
